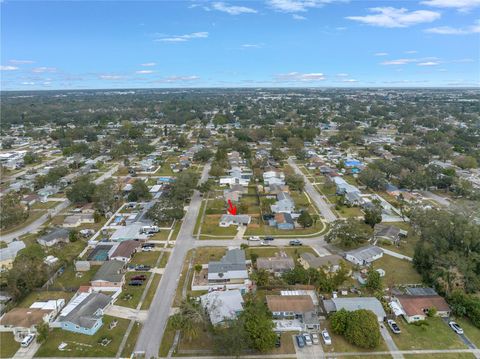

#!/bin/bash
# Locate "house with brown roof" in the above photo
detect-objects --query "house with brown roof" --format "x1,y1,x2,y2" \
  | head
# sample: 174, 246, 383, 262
256, 252, 295, 276
266, 294, 320, 331
395, 295, 451, 323
0, 307, 54, 338
110, 240, 140, 263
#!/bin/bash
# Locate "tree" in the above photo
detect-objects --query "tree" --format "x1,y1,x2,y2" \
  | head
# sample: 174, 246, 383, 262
170, 172, 199, 201
209, 163, 224, 177
194, 148, 213, 163
23, 151, 40, 165
251, 269, 270, 287
285, 174, 305, 191
171, 297, 206, 342
93, 179, 118, 214
358, 168, 386, 190
364, 202, 382, 228
330, 308, 349, 334
128, 179, 151, 202
297, 211, 313, 228
213, 318, 250, 357
36, 322, 49, 343
366, 266, 382, 291
0, 192, 29, 230
241, 296, 276, 352
194, 264, 203, 273
454, 155, 478, 169
69, 230, 79, 242
344, 310, 381, 349
66, 175, 96, 204
326, 219, 371, 249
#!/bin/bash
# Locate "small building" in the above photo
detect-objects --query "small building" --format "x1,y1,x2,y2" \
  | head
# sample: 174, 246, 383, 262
323, 297, 386, 322
59, 292, 112, 335
256, 252, 295, 276
344, 245, 383, 266
266, 295, 319, 331
110, 240, 140, 263
298, 253, 344, 272
63, 214, 95, 228
268, 213, 295, 230
90, 260, 125, 290
270, 192, 295, 214
374, 224, 407, 244
37, 228, 70, 247
395, 295, 451, 323
75, 261, 91, 272
200, 290, 244, 326
219, 214, 251, 227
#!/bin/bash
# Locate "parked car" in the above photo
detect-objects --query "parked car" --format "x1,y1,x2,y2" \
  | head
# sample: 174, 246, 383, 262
311, 332, 320, 345
260, 241, 269, 246
295, 335, 305, 348
303, 333, 313, 346
321, 329, 332, 345
264, 236, 275, 241
289, 240, 302, 246
135, 265, 151, 271
275, 332, 281, 348
142, 243, 155, 248
449, 321, 464, 335
249, 236, 261, 241
142, 247, 153, 252
387, 319, 401, 334
21, 334, 35, 348
128, 280, 143, 286
131, 275, 147, 281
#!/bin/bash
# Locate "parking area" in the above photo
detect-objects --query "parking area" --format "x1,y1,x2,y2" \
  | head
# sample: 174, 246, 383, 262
293, 333, 325, 359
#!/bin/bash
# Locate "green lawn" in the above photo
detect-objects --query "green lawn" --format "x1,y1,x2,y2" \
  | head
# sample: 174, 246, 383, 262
0, 332, 20, 358
337, 205, 364, 218
36, 316, 130, 357
141, 274, 161, 310
192, 247, 226, 265
158, 252, 170, 268
159, 317, 176, 357
404, 354, 475, 359
120, 322, 142, 358
193, 200, 207, 236
52, 264, 100, 289
452, 317, 480, 347
17, 291, 75, 308
149, 230, 170, 241
130, 251, 161, 267
244, 220, 326, 237
0, 210, 46, 236
115, 272, 152, 309
199, 216, 238, 237
374, 255, 422, 285
392, 317, 468, 350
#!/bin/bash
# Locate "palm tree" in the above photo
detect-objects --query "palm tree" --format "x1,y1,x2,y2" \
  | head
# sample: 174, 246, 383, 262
171, 297, 206, 342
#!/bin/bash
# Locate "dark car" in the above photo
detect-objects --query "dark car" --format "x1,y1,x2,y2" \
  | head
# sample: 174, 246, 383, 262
275, 333, 281, 348
142, 243, 155, 248
262, 214, 274, 221
128, 280, 143, 286
296, 335, 305, 348
264, 236, 275, 241
135, 265, 151, 271
289, 240, 302, 246
131, 275, 147, 281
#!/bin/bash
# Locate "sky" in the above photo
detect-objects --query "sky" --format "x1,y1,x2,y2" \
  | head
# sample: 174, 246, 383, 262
1, 0, 479, 90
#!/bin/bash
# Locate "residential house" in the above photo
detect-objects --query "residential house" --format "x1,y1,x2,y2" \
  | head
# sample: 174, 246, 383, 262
223, 184, 247, 203
219, 214, 251, 227
268, 213, 295, 230
0, 241, 25, 271
200, 290, 244, 326
63, 213, 95, 228
59, 292, 112, 335
109, 240, 140, 263
263, 171, 285, 186
37, 228, 70, 247
395, 295, 451, 323
0, 307, 54, 339
266, 295, 320, 331
374, 224, 407, 244
298, 253, 344, 272
270, 192, 295, 214
207, 249, 249, 290
256, 252, 295, 276
344, 245, 383, 266
323, 297, 386, 322
90, 260, 125, 290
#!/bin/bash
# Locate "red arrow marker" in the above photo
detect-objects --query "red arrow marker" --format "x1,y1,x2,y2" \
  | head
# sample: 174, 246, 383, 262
227, 199, 237, 215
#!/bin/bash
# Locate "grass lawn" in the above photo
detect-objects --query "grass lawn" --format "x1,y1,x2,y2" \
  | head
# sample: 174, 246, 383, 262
154, 165, 175, 176
200, 216, 238, 237
337, 205, 364, 218
115, 272, 152, 309
159, 317, 176, 357
17, 291, 75, 308
31, 201, 61, 210
193, 200, 207, 236
177, 328, 214, 353
158, 252, 170, 268
130, 251, 161, 267
149, 230, 170, 241
36, 316, 129, 357
392, 317, 468, 350
192, 247, 226, 265
141, 274, 161, 310
374, 255, 422, 285
174, 251, 194, 305
0, 332, 20, 358
322, 319, 389, 354
244, 220, 326, 237
120, 322, 142, 358
452, 317, 480, 347
404, 354, 475, 359
52, 264, 100, 290
48, 240, 88, 263
0, 210, 46, 236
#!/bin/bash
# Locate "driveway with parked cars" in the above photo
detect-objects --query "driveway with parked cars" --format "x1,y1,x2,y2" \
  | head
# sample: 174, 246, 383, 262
294, 332, 325, 359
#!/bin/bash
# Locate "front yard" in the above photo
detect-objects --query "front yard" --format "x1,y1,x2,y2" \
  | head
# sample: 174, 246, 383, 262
130, 250, 161, 267
115, 272, 152, 309
52, 264, 100, 290
0, 332, 19, 358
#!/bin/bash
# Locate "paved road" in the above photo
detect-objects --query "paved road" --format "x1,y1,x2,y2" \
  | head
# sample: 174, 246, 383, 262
0, 164, 118, 244
421, 190, 450, 207
287, 158, 337, 223
134, 162, 211, 359
12, 341, 41, 359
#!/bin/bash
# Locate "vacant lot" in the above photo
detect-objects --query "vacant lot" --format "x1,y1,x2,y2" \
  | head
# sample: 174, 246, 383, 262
36, 316, 129, 357
52, 264, 100, 289
130, 250, 161, 267
0, 332, 19, 358
374, 255, 422, 285
392, 317, 467, 350
115, 272, 152, 309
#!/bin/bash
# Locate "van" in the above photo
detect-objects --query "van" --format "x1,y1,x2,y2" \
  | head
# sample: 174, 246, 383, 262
21, 334, 35, 348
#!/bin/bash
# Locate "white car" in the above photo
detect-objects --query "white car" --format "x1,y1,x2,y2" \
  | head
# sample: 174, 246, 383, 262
260, 241, 269, 246
449, 321, 464, 335
249, 236, 260, 241
311, 332, 320, 345
387, 319, 401, 334
303, 333, 313, 346
142, 247, 153, 252
321, 329, 332, 345
21, 334, 35, 348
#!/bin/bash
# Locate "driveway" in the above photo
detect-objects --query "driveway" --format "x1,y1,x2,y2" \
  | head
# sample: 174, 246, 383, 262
287, 158, 337, 223
134, 162, 211, 359
294, 336, 325, 359
104, 305, 148, 322
380, 324, 404, 359
13, 341, 41, 359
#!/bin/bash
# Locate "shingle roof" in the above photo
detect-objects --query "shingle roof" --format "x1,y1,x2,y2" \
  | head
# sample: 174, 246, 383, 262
208, 249, 246, 274
0, 308, 52, 328
257, 256, 295, 271
345, 245, 383, 262
396, 295, 450, 317
92, 260, 125, 283
61, 292, 111, 329
266, 295, 314, 313
110, 240, 140, 259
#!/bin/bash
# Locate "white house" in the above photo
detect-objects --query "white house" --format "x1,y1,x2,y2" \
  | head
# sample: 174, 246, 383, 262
344, 245, 383, 266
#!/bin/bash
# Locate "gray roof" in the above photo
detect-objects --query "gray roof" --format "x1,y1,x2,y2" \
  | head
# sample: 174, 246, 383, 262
325, 297, 386, 321
345, 245, 383, 262
61, 292, 111, 329
277, 192, 293, 203
374, 224, 402, 240
405, 287, 438, 296
219, 214, 251, 225
0, 241, 25, 261
300, 253, 343, 269
257, 256, 295, 272
92, 260, 125, 283
38, 228, 70, 243
209, 249, 246, 274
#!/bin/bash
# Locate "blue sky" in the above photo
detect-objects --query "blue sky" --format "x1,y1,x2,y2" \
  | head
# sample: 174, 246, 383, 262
1, 0, 479, 90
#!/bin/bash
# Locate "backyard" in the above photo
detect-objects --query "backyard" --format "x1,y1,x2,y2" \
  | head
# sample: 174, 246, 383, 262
373, 255, 422, 286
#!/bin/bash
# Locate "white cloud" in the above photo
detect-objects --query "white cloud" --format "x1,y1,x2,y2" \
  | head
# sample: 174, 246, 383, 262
267, 0, 342, 13
374, 52, 389, 56
9, 59, 35, 64
141, 62, 156, 67
164, 75, 200, 82
275, 72, 326, 81
241, 43, 262, 48
421, 0, 480, 12
211, 2, 257, 15
99, 74, 124, 80
0, 65, 19, 71
380, 58, 418, 65
32, 67, 57, 73
292, 14, 307, 20
136, 70, 155, 74
341, 78, 358, 82
346, 7, 440, 28
155, 32, 208, 42
21, 82, 35, 85
417, 61, 440, 66
425, 20, 480, 35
